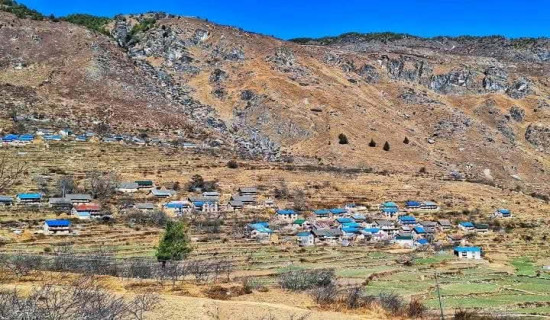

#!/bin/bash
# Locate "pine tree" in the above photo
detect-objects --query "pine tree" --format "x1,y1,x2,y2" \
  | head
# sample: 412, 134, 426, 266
368, 139, 376, 147
156, 220, 192, 265
383, 141, 390, 151
403, 137, 409, 144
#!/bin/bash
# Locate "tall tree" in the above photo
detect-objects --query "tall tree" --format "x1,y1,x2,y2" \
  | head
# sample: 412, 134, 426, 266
156, 220, 192, 266
0, 154, 26, 193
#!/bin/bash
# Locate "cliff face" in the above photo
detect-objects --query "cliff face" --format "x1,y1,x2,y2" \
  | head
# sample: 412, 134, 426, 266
0, 12, 549, 194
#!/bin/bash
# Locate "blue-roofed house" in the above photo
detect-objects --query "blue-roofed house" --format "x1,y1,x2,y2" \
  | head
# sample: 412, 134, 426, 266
313, 209, 331, 218
416, 238, 430, 246
454, 246, 482, 259
398, 215, 417, 225
43, 135, 62, 141
246, 222, 273, 242
75, 135, 88, 142
330, 208, 347, 216
459, 222, 475, 231
494, 208, 512, 218
413, 226, 426, 238
405, 201, 421, 210
277, 209, 297, 221
44, 219, 71, 235
16, 193, 42, 205
420, 201, 440, 212
17, 134, 35, 144
188, 196, 219, 213
1, 134, 19, 144
394, 233, 414, 247
163, 201, 190, 215
380, 201, 399, 218
335, 217, 354, 225
296, 231, 314, 247
351, 213, 366, 223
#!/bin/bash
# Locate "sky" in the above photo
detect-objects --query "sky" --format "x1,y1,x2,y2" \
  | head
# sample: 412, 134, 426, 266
18, 0, 550, 40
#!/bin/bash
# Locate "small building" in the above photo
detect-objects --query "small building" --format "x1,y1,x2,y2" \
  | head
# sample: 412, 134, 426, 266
43, 134, 62, 141
329, 208, 347, 216
380, 202, 399, 218
276, 209, 298, 221
375, 220, 398, 235
454, 246, 482, 260
413, 226, 426, 238
420, 201, 440, 212
44, 219, 71, 235
405, 201, 421, 211
48, 197, 73, 211
394, 233, 414, 247
202, 191, 221, 198
117, 182, 139, 193
228, 200, 244, 211
230, 195, 256, 206
474, 223, 489, 233
246, 222, 273, 242
398, 215, 417, 225
438, 219, 452, 231
16, 193, 42, 205
459, 222, 475, 232
494, 208, 512, 218
296, 231, 314, 247
238, 187, 258, 197
335, 217, 354, 225
448, 234, 465, 245
72, 203, 102, 219
134, 203, 156, 212
416, 238, 430, 246
360, 228, 387, 241
150, 189, 176, 198
188, 197, 219, 212
135, 180, 154, 189
351, 213, 367, 223
65, 194, 93, 204
0, 196, 14, 206
163, 201, 190, 215
292, 219, 309, 229
313, 209, 331, 218
312, 229, 343, 246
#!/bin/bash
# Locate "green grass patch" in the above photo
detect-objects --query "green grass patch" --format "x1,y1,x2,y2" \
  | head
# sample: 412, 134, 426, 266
511, 257, 537, 276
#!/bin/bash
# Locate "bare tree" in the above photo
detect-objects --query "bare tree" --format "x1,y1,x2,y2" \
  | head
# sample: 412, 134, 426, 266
0, 154, 26, 193
57, 175, 76, 197
88, 171, 119, 200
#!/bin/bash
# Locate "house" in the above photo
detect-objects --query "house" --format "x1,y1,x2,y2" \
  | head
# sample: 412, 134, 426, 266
230, 195, 256, 206
44, 219, 71, 235
0, 196, 14, 206
292, 219, 310, 229
296, 231, 314, 247
336, 217, 354, 225
416, 238, 430, 246
75, 135, 88, 142
150, 189, 176, 199
398, 215, 417, 225
474, 223, 489, 233
454, 246, 482, 260
494, 208, 512, 218
238, 187, 258, 197
228, 199, 244, 211
448, 234, 465, 245
420, 201, 440, 212
17, 134, 35, 145
405, 201, 421, 211
341, 224, 361, 238
1, 134, 19, 144
375, 220, 398, 235
134, 203, 156, 212
16, 193, 42, 205
65, 194, 92, 204
188, 197, 219, 212
360, 228, 387, 241
135, 180, 154, 190
438, 219, 452, 231
330, 208, 347, 216
72, 203, 102, 219
48, 197, 73, 211
413, 226, 426, 238
264, 198, 276, 208
277, 209, 298, 221
43, 134, 62, 141
394, 233, 414, 247
380, 201, 399, 218
246, 222, 273, 241
117, 182, 139, 193
312, 229, 343, 245
313, 209, 331, 218
202, 191, 221, 198
351, 213, 367, 223
459, 222, 475, 232
163, 201, 190, 215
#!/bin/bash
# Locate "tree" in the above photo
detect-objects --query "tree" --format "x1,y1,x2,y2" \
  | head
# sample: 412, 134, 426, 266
57, 175, 75, 197
338, 133, 349, 144
226, 160, 239, 169
403, 137, 410, 144
156, 221, 193, 266
383, 141, 390, 151
368, 139, 376, 147
0, 154, 26, 193
88, 171, 119, 200
186, 174, 217, 192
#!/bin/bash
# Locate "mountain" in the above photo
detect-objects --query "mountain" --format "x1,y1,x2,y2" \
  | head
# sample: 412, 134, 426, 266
0, 8, 549, 196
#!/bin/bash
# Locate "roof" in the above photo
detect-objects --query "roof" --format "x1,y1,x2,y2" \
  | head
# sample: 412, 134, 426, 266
329, 208, 346, 214
17, 193, 42, 200
417, 238, 429, 245
18, 134, 35, 141
395, 234, 413, 240
277, 209, 296, 215
248, 223, 272, 234
438, 219, 452, 226
239, 187, 258, 193
118, 182, 139, 189
43, 135, 62, 141
343, 222, 361, 228
336, 218, 353, 224
454, 246, 481, 253
375, 220, 395, 227
420, 221, 438, 227
406, 201, 421, 207
203, 191, 220, 197
45, 219, 71, 227
497, 208, 511, 214
362, 228, 381, 234
314, 209, 331, 215
475, 223, 489, 229
381, 207, 398, 213
229, 200, 243, 207
164, 201, 188, 209
66, 194, 92, 201
135, 180, 154, 186
352, 214, 366, 220
422, 201, 438, 206
48, 197, 72, 205
231, 195, 255, 203
460, 222, 475, 228
0, 196, 13, 202
382, 201, 398, 208
293, 219, 306, 225
151, 189, 175, 197
342, 227, 361, 234
296, 231, 312, 237
413, 226, 426, 234
74, 203, 101, 211
135, 203, 155, 210
312, 229, 343, 238
399, 215, 417, 222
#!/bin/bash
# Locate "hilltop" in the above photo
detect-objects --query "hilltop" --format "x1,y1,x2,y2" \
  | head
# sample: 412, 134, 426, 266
0, 6, 549, 196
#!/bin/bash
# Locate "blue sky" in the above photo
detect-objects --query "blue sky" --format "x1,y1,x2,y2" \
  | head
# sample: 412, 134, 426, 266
18, 0, 550, 39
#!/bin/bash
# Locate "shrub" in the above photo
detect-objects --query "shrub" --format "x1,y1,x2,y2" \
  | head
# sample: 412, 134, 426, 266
62, 14, 111, 35
311, 283, 338, 304
279, 269, 335, 291
407, 299, 426, 318
383, 141, 390, 151
227, 160, 239, 169
403, 137, 410, 144
338, 133, 349, 144
368, 139, 376, 147
379, 292, 403, 314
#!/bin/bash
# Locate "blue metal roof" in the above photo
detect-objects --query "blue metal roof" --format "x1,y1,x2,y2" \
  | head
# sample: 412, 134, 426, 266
417, 238, 429, 245
406, 201, 421, 207
336, 218, 353, 224
296, 232, 312, 237
45, 219, 71, 227
17, 193, 42, 200
342, 227, 360, 233
497, 209, 511, 214
249, 223, 272, 233
381, 207, 398, 213
18, 134, 34, 141
454, 246, 481, 253
343, 222, 361, 228
399, 215, 416, 221
44, 135, 62, 141
363, 228, 381, 233
382, 201, 398, 207
413, 226, 426, 234
314, 209, 330, 215
2, 134, 19, 142
460, 222, 474, 228
330, 208, 346, 214
165, 202, 186, 209
277, 209, 296, 215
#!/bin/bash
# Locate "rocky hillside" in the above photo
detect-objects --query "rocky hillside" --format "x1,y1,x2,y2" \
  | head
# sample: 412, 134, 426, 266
0, 10, 549, 195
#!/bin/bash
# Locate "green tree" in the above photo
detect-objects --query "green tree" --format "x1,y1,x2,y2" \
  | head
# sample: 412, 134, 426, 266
368, 139, 376, 147
156, 220, 192, 265
383, 141, 390, 151
338, 133, 349, 144
403, 137, 410, 144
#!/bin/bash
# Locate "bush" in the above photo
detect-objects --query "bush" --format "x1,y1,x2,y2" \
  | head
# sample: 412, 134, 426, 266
311, 283, 338, 304
407, 299, 426, 318
403, 137, 410, 144
368, 139, 376, 147
62, 14, 111, 35
379, 292, 403, 314
227, 160, 239, 169
279, 269, 335, 291
338, 133, 349, 144
383, 141, 390, 151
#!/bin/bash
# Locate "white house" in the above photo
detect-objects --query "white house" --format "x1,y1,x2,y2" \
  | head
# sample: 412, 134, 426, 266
454, 246, 482, 260
276, 209, 298, 221
296, 232, 315, 247
44, 220, 71, 235
117, 182, 139, 193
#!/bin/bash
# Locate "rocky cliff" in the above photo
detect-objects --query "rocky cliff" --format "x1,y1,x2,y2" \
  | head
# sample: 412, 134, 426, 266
0, 11, 549, 195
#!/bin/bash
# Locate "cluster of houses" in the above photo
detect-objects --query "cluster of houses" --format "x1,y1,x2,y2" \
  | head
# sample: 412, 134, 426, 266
0, 131, 199, 148
246, 201, 512, 260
